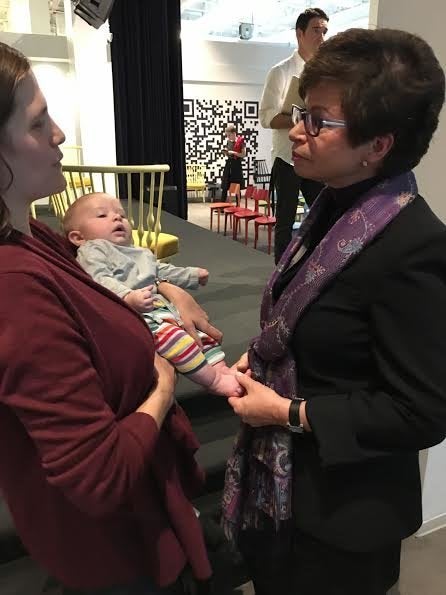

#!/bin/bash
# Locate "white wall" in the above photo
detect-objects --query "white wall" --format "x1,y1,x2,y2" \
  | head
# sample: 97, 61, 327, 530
182, 37, 292, 86
0, 17, 116, 169
182, 37, 293, 171
372, 0, 446, 223
418, 444, 446, 536
7, 0, 51, 35
32, 61, 77, 147
373, 0, 446, 535
69, 16, 116, 166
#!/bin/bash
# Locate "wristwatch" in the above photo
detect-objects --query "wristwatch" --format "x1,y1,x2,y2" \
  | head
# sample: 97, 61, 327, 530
154, 278, 171, 288
286, 398, 305, 433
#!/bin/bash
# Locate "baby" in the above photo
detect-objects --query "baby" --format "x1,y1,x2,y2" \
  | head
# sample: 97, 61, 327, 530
63, 193, 241, 397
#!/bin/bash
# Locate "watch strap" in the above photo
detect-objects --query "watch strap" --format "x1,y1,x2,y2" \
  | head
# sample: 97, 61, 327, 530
287, 398, 304, 433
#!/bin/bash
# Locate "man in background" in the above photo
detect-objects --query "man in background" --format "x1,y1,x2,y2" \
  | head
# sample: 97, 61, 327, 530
259, 7, 329, 263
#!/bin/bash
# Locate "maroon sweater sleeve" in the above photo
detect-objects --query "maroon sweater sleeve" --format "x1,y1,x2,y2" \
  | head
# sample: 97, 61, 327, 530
0, 272, 159, 517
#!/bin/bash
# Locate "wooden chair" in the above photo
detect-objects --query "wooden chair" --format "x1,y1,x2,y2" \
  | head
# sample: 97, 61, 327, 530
209, 182, 240, 233
186, 162, 206, 203
50, 164, 179, 260
253, 188, 276, 254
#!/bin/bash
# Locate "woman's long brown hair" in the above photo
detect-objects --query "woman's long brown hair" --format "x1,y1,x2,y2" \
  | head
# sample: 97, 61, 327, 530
0, 42, 30, 239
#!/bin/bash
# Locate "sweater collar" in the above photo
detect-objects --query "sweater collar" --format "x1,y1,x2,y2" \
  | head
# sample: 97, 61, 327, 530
326, 176, 383, 216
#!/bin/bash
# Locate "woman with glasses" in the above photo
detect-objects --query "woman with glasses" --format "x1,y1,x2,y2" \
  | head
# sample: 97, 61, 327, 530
222, 28, 446, 595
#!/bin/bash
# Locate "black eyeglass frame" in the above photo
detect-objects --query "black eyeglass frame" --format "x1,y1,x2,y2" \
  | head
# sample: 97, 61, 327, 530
291, 104, 346, 137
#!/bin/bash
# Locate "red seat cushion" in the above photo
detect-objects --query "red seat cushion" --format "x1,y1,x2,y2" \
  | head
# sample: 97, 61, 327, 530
255, 216, 276, 224
224, 206, 244, 213
234, 209, 260, 218
210, 202, 230, 209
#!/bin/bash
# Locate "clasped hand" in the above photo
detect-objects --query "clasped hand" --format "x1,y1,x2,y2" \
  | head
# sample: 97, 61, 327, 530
227, 353, 290, 428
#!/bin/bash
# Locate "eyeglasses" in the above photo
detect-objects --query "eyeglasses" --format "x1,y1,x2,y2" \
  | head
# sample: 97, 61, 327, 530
291, 104, 346, 137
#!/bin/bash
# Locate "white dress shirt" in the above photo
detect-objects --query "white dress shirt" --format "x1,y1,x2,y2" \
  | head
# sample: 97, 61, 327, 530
259, 50, 306, 166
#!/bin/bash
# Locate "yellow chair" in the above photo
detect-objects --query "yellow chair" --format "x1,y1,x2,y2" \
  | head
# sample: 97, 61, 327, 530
50, 164, 179, 260
186, 162, 206, 203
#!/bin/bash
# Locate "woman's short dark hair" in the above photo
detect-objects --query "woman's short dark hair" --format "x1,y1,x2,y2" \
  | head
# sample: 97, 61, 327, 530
0, 42, 30, 239
295, 8, 329, 32
299, 28, 445, 177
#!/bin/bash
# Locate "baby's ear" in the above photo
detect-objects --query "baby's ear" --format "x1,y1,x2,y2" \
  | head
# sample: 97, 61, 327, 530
67, 230, 85, 247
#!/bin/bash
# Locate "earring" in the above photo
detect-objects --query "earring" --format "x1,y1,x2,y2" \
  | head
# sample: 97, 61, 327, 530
361, 160, 368, 167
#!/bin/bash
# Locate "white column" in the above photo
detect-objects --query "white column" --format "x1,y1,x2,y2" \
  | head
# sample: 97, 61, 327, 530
375, 0, 446, 536
374, 0, 446, 223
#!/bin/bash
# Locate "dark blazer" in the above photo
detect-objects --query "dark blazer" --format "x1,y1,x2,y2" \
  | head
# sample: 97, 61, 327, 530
290, 195, 446, 552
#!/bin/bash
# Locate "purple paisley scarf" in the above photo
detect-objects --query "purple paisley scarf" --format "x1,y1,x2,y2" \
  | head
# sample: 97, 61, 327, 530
221, 171, 418, 540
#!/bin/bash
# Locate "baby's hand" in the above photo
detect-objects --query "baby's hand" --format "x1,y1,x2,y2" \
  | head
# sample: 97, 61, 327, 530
124, 286, 155, 312
198, 268, 209, 286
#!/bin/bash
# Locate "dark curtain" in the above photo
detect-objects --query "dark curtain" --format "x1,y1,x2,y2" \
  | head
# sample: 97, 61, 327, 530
109, 0, 187, 219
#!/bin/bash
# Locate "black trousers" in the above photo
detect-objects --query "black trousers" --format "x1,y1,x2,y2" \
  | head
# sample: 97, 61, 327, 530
238, 524, 401, 595
271, 157, 323, 264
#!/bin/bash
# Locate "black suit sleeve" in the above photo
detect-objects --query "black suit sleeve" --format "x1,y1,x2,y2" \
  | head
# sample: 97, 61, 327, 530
306, 231, 446, 467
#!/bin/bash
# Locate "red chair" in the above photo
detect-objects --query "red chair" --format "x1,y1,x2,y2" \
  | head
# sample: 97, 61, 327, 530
222, 183, 245, 235
253, 188, 276, 254
243, 184, 255, 208
209, 183, 240, 233
249, 187, 269, 215
232, 191, 261, 244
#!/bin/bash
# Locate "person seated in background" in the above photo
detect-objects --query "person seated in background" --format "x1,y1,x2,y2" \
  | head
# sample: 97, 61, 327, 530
221, 123, 246, 201
222, 28, 446, 595
63, 193, 242, 397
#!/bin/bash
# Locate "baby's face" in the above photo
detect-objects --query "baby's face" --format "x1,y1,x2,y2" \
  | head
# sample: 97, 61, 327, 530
75, 195, 132, 246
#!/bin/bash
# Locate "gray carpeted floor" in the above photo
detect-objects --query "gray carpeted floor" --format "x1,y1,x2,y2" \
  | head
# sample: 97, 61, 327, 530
187, 200, 276, 257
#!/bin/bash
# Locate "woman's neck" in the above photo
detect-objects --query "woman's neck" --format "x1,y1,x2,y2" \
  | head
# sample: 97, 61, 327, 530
8, 203, 32, 236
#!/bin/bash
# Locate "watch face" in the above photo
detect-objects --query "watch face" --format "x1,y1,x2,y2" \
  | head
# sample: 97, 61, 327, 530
287, 422, 304, 434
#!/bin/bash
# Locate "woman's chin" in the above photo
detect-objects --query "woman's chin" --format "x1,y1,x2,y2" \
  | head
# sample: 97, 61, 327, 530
51, 174, 68, 195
